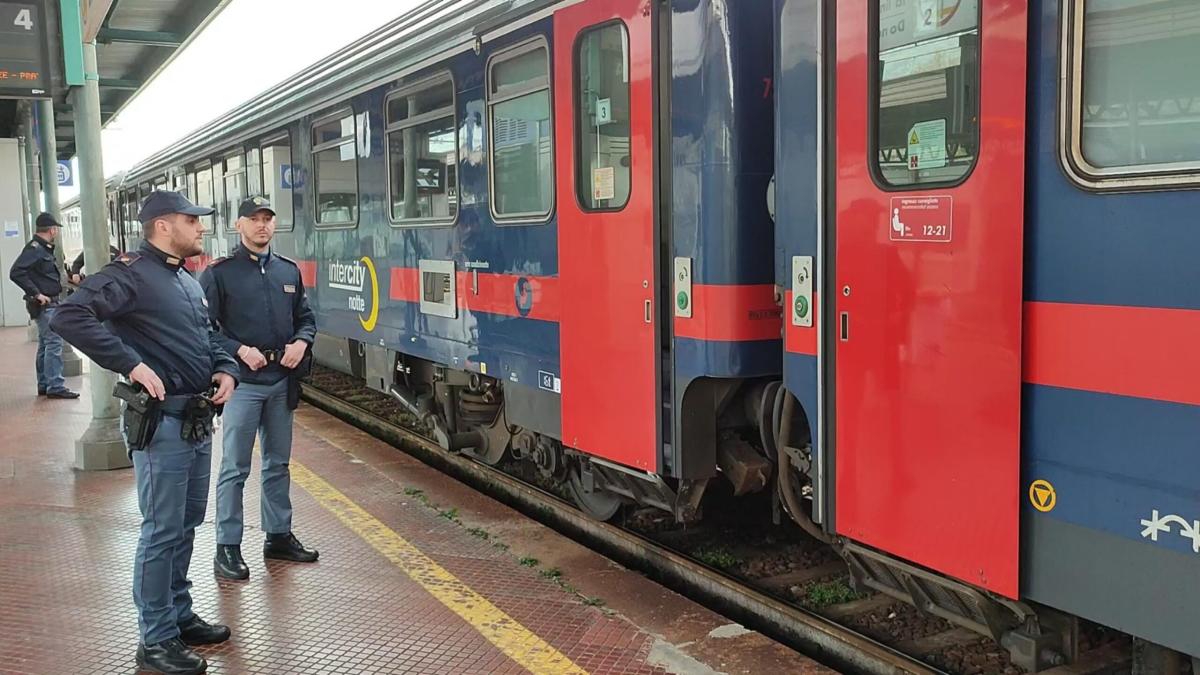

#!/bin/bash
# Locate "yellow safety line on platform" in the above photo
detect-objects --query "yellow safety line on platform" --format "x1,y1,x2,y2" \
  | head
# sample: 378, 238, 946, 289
290, 461, 589, 675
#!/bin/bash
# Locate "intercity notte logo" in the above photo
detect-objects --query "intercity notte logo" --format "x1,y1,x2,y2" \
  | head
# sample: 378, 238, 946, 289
327, 257, 379, 332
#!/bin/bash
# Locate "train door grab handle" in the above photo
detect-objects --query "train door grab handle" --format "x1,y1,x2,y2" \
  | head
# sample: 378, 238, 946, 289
840, 312, 849, 341
644, 299, 653, 324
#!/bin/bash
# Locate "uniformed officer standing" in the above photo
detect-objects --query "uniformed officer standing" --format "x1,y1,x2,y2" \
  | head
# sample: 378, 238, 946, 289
68, 243, 122, 285
52, 191, 238, 675
7, 213, 80, 399
200, 196, 318, 581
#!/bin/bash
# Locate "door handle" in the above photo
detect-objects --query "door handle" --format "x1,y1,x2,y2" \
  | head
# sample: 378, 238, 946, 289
644, 299, 652, 324
840, 312, 849, 341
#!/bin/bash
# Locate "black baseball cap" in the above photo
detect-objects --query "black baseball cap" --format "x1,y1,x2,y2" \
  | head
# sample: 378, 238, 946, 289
138, 190, 215, 223
238, 196, 276, 219
35, 212, 61, 230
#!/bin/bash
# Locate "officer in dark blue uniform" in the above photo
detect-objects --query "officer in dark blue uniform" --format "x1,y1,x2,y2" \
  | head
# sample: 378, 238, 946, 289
52, 191, 239, 675
200, 196, 319, 581
7, 212, 79, 399
67, 243, 122, 285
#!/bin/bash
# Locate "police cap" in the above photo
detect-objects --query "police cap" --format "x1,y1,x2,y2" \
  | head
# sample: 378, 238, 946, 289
138, 191, 215, 224
35, 212, 61, 231
237, 196, 276, 219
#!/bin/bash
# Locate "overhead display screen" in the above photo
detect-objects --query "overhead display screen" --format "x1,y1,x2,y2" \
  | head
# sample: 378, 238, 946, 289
0, 1, 51, 98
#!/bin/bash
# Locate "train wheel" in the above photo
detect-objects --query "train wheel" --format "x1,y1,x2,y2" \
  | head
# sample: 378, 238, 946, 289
566, 466, 622, 521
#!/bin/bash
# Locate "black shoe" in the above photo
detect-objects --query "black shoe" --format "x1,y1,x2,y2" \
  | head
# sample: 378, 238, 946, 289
264, 532, 319, 563
135, 637, 207, 674
37, 389, 46, 396
214, 545, 249, 580
177, 614, 231, 646
46, 389, 79, 399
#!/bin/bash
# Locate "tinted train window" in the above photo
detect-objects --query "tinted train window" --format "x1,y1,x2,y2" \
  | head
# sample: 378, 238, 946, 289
873, 0, 980, 187
488, 41, 554, 220
386, 76, 457, 225
261, 135, 295, 230
576, 23, 631, 211
222, 154, 246, 232
193, 164, 215, 229
312, 112, 358, 225
1076, 0, 1200, 173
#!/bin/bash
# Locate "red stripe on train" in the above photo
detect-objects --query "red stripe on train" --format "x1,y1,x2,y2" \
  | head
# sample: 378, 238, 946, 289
388, 268, 561, 322
1024, 301, 1200, 406
296, 260, 317, 288
674, 284, 782, 342
782, 291, 818, 356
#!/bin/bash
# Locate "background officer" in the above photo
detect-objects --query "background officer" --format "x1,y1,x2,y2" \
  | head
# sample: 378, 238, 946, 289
52, 191, 238, 675
7, 212, 79, 399
67, 243, 122, 285
200, 196, 318, 581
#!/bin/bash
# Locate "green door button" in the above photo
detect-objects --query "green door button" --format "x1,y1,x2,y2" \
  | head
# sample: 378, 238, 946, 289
794, 295, 809, 319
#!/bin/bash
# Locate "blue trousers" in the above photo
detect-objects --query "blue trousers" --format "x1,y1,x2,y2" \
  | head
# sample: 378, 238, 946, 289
34, 307, 66, 394
216, 379, 294, 545
131, 415, 211, 645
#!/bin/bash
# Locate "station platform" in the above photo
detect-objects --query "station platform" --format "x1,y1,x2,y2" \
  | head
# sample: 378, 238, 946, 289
0, 326, 826, 675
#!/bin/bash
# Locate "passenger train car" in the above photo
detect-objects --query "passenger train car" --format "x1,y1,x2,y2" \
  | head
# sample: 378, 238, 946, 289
94, 0, 1196, 670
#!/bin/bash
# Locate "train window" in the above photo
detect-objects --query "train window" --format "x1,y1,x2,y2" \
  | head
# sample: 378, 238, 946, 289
312, 112, 359, 226
193, 163, 216, 230
872, 1, 980, 188
386, 75, 458, 225
246, 148, 262, 198
173, 174, 187, 198
222, 153, 246, 232
1065, 0, 1200, 185
261, 135, 295, 230
575, 23, 631, 211
487, 39, 554, 220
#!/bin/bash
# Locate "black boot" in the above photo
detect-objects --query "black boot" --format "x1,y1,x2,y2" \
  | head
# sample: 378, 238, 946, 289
135, 637, 207, 674
263, 532, 319, 563
214, 545, 249, 580
177, 614, 231, 646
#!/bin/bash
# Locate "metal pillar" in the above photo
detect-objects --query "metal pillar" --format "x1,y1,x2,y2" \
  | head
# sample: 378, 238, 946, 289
18, 106, 39, 343
72, 41, 128, 470
36, 100, 82, 377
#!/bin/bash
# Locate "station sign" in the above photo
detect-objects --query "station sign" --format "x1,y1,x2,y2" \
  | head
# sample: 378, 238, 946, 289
0, 0, 53, 98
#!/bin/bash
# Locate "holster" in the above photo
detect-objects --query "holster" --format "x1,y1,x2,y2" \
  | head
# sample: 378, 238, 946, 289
24, 296, 43, 320
286, 353, 313, 411
113, 381, 161, 455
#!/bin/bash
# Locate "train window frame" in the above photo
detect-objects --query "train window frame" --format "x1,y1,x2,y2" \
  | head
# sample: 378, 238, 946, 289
259, 131, 296, 232
485, 36, 556, 225
867, 0, 983, 192
385, 72, 459, 228
1059, 0, 1200, 191
221, 150, 247, 233
573, 20, 632, 213
310, 108, 360, 229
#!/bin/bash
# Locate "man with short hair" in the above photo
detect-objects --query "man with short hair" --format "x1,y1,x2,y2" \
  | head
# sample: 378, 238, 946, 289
8, 212, 79, 399
52, 191, 239, 675
200, 196, 318, 581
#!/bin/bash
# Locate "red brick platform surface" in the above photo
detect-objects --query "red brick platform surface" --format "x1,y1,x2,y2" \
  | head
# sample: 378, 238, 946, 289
0, 327, 828, 674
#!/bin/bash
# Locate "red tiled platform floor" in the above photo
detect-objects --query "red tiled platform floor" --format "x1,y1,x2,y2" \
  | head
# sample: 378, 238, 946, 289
0, 327, 828, 675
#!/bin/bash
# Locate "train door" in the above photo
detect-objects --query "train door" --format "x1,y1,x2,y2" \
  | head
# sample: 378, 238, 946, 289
555, 0, 659, 470
831, 1, 1028, 597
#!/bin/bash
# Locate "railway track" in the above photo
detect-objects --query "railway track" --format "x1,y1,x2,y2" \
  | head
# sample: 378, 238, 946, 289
301, 368, 1130, 675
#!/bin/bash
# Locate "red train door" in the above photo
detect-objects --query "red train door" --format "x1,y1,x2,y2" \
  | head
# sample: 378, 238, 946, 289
554, 0, 659, 470
833, 1, 1028, 597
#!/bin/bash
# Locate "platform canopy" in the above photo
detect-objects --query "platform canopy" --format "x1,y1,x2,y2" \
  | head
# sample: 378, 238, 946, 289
0, 0, 230, 155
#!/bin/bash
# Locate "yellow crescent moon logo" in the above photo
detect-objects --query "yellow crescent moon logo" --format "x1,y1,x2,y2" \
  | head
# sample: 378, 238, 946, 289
358, 256, 379, 332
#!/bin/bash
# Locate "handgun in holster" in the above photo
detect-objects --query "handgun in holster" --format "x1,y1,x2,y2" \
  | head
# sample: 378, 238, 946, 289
112, 381, 161, 455
286, 352, 314, 411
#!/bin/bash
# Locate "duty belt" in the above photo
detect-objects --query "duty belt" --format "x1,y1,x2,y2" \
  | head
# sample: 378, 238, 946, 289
261, 348, 284, 363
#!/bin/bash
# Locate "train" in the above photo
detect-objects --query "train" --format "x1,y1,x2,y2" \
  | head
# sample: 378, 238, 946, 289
70, 0, 1197, 670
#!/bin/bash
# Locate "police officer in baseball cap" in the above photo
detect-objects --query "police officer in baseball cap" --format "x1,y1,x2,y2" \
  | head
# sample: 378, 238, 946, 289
7, 212, 79, 398
53, 190, 239, 675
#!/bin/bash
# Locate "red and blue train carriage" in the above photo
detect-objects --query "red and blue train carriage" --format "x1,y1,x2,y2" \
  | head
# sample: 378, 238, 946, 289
776, 0, 1199, 667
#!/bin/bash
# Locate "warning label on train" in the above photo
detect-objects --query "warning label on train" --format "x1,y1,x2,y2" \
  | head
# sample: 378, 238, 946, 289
889, 195, 952, 243
907, 119, 947, 170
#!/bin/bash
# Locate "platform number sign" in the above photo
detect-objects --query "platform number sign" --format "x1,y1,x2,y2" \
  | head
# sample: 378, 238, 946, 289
0, 1, 51, 98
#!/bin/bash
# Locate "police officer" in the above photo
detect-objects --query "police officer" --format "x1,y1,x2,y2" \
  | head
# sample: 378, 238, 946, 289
68, 243, 122, 285
200, 196, 318, 581
7, 212, 79, 399
52, 191, 238, 675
